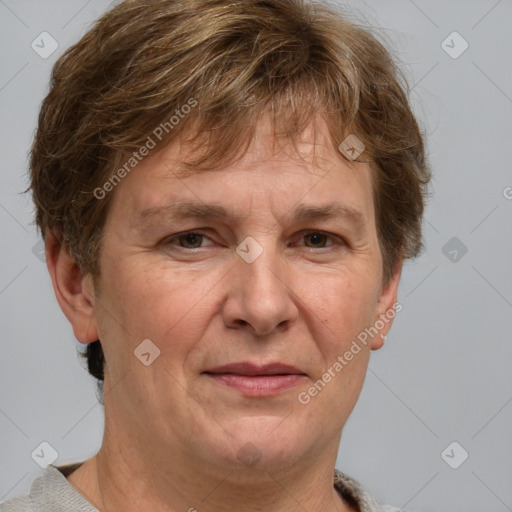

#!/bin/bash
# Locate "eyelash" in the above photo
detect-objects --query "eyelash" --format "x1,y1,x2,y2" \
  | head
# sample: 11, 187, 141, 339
163, 230, 345, 251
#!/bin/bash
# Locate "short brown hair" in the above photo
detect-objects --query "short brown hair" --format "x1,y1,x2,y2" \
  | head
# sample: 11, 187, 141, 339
29, 0, 431, 391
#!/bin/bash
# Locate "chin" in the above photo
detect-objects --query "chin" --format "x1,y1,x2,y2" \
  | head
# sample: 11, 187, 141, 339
204, 416, 314, 471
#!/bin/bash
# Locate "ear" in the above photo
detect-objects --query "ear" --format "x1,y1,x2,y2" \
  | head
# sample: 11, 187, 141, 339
45, 230, 99, 345
370, 258, 403, 350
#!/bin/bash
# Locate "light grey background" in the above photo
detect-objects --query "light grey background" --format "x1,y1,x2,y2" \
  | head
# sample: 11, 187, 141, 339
1, 1, 511, 510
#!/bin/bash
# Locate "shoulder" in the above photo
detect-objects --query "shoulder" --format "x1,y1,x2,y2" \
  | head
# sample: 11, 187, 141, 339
334, 469, 403, 512
0, 463, 97, 512
0, 471, 45, 512
0, 494, 33, 512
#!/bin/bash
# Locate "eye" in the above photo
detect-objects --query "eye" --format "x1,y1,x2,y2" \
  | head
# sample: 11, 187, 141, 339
166, 231, 213, 249
297, 231, 341, 249
163, 229, 344, 252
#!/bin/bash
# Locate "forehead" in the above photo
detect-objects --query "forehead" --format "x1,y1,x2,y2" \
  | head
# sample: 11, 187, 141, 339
106, 116, 376, 230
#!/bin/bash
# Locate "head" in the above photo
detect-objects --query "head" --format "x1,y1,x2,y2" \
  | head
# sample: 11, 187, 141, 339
31, 0, 430, 472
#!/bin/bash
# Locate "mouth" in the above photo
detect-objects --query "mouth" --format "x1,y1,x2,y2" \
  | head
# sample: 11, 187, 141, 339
203, 362, 307, 397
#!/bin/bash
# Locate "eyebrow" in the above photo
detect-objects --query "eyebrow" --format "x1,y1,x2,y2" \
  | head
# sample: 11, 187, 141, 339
136, 200, 367, 232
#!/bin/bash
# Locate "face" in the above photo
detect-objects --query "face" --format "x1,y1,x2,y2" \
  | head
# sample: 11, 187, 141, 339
81, 116, 400, 473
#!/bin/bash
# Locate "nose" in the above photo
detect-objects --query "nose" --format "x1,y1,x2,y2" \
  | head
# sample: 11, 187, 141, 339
221, 242, 299, 337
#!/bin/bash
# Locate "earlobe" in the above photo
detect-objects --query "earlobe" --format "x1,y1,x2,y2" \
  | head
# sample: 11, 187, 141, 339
45, 230, 99, 345
370, 259, 403, 350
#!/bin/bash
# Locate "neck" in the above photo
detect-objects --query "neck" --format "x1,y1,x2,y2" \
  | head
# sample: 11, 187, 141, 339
67, 424, 355, 512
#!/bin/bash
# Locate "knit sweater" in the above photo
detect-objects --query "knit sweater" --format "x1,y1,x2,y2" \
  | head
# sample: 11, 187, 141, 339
0, 463, 402, 512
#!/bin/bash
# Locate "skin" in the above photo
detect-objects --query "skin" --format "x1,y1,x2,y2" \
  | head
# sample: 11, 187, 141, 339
46, 114, 402, 512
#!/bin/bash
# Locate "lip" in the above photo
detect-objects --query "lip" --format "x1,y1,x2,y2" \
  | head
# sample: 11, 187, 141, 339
203, 362, 307, 397
204, 362, 305, 376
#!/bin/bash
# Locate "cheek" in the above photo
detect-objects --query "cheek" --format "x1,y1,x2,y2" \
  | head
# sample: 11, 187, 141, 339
100, 262, 219, 355
95, 263, 220, 402
312, 275, 379, 348
304, 282, 376, 420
